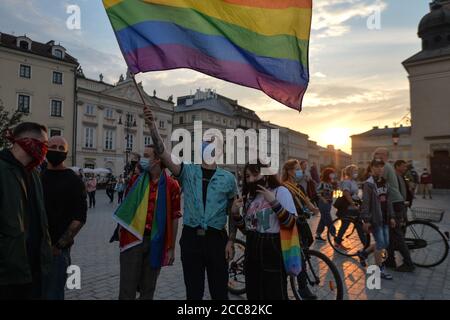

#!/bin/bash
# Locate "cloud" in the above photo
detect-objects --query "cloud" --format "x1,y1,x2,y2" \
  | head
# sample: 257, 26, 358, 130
312, 0, 388, 38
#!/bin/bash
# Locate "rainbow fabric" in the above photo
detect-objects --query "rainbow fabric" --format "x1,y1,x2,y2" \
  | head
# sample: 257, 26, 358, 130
103, 0, 312, 110
280, 224, 302, 277
113, 171, 172, 268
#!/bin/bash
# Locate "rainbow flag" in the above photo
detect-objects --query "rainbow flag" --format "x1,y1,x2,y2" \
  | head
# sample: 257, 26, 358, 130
280, 224, 302, 276
103, 0, 312, 111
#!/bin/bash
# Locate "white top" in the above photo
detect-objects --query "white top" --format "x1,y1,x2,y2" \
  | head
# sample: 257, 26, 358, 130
244, 186, 297, 233
341, 179, 360, 200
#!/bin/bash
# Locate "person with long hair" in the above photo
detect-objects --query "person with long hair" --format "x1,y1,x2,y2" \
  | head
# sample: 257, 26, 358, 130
315, 167, 337, 241
280, 159, 319, 300
231, 160, 297, 300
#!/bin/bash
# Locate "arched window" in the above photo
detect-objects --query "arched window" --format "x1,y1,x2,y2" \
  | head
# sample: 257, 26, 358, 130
19, 41, 30, 50
54, 49, 63, 59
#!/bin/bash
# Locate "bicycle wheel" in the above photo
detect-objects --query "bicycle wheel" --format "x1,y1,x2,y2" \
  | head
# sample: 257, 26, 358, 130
228, 238, 247, 295
406, 220, 449, 268
327, 217, 370, 257
289, 249, 344, 300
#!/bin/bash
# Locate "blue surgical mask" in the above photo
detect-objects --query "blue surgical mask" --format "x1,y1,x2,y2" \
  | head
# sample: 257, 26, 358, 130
139, 158, 151, 172
201, 141, 215, 159
295, 170, 303, 181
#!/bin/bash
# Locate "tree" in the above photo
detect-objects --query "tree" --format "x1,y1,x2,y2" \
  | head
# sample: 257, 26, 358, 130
0, 101, 23, 149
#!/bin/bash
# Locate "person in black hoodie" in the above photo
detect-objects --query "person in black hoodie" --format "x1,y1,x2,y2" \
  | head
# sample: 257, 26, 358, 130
0, 122, 52, 300
41, 136, 87, 299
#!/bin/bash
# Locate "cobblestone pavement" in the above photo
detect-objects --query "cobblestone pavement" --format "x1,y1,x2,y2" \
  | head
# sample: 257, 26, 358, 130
66, 191, 450, 300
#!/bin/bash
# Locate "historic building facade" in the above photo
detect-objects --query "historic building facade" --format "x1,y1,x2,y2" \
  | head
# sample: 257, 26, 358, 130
0, 32, 78, 164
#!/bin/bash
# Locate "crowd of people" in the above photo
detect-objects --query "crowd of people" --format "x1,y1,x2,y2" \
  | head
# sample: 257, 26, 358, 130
0, 116, 436, 301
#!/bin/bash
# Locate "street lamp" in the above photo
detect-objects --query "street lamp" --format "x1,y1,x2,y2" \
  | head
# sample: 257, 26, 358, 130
119, 112, 137, 176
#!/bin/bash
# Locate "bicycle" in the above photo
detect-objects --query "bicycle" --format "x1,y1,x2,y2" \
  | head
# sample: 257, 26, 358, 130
327, 207, 449, 268
228, 238, 344, 300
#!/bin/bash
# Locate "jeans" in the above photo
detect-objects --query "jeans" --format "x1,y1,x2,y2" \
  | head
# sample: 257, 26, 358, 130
88, 191, 96, 208
180, 226, 229, 300
106, 189, 115, 202
335, 209, 367, 246
245, 231, 287, 300
119, 236, 161, 300
372, 225, 389, 250
118, 191, 124, 204
316, 200, 335, 236
43, 249, 71, 300
386, 203, 413, 267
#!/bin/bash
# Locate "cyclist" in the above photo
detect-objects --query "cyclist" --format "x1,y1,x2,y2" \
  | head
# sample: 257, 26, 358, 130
281, 159, 320, 300
231, 160, 297, 300
357, 159, 395, 280
334, 165, 367, 251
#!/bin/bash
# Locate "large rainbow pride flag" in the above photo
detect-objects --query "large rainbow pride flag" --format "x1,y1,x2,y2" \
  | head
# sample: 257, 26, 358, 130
103, 0, 312, 111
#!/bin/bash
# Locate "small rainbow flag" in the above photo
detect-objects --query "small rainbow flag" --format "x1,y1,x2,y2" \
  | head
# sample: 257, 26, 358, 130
103, 0, 312, 111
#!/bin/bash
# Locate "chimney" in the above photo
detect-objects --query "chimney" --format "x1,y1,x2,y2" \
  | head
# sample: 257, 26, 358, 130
373, 126, 379, 129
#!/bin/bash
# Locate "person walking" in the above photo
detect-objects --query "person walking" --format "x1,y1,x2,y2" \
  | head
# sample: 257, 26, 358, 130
420, 168, 433, 199
357, 159, 394, 280
115, 175, 126, 204
106, 175, 116, 203
143, 107, 237, 300
41, 136, 87, 299
0, 122, 52, 300
86, 174, 97, 209
315, 167, 338, 241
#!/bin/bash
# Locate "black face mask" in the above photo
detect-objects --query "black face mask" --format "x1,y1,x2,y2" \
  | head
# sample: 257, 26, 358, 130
247, 177, 266, 198
46, 150, 67, 167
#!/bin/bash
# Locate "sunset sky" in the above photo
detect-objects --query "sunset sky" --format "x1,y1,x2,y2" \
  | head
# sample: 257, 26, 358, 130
0, 0, 432, 153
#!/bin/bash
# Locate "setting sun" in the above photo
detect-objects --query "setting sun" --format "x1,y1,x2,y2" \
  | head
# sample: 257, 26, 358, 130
321, 128, 351, 150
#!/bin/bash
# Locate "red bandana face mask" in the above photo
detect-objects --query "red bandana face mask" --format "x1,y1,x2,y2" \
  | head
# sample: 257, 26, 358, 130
5, 130, 48, 170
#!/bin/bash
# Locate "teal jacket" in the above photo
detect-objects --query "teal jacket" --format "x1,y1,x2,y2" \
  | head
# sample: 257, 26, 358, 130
0, 150, 52, 286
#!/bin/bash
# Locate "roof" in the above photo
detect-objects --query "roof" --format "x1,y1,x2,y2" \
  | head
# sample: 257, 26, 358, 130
351, 126, 411, 138
0, 32, 78, 65
403, 46, 450, 65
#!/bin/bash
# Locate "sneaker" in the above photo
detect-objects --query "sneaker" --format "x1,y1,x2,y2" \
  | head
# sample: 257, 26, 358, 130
298, 286, 318, 300
315, 235, 325, 241
395, 264, 415, 272
335, 242, 350, 251
380, 266, 393, 280
357, 250, 368, 267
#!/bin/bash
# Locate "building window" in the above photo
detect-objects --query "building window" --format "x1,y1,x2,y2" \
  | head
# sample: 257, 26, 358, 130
19, 41, 30, 50
179, 116, 184, 124
18, 94, 30, 113
104, 130, 114, 150
84, 127, 95, 148
105, 107, 114, 119
85, 104, 95, 115
19, 65, 31, 78
49, 129, 62, 137
191, 115, 197, 122
144, 136, 152, 147
126, 113, 135, 126
51, 100, 63, 117
223, 118, 227, 125
159, 120, 165, 129
52, 71, 63, 84
54, 49, 63, 59
126, 133, 134, 150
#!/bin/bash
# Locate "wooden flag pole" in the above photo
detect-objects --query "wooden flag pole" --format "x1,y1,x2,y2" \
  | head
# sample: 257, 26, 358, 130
130, 73, 148, 108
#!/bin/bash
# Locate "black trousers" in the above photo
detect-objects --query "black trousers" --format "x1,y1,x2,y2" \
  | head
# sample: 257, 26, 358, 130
244, 231, 287, 300
118, 191, 124, 204
180, 226, 229, 300
106, 189, 115, 202
386, 203, 413, 267
88, 191, 96, 208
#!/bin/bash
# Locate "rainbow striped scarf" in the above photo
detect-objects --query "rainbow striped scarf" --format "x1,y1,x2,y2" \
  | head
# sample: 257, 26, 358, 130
113, 171, 172, 268
102, 0, 312, 111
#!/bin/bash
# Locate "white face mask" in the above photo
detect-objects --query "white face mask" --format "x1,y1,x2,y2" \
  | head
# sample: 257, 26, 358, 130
352, 173, 359, 179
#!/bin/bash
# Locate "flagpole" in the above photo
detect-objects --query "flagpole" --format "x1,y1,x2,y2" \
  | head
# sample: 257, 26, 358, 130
130, 72, 148, 108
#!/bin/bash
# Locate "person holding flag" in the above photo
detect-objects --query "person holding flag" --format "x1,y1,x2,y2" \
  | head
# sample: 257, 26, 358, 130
142, 107, 237, 300
114, 145, 181, 300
